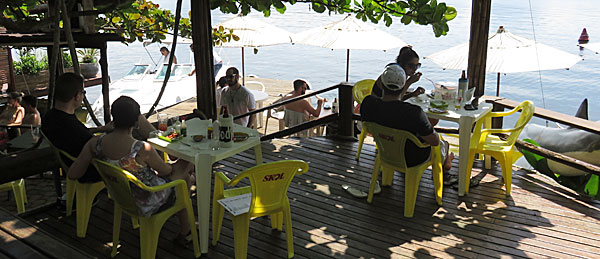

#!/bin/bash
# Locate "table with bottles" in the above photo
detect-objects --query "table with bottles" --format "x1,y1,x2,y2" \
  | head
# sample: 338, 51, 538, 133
147, 122, 262, 253
406, 95, 492, 196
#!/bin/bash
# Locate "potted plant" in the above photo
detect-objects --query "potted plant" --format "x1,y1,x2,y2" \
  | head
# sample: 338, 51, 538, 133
77, 48, 99, 78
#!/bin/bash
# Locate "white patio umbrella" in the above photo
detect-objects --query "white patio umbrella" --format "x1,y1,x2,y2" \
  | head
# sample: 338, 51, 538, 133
292, 14, 408, 82
580, 42, 600, 54
214, 15, 293, 84
425, 26, 582, 96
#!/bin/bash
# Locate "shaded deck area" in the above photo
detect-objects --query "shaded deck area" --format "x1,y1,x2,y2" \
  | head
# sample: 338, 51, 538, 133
6, 137, 600, 258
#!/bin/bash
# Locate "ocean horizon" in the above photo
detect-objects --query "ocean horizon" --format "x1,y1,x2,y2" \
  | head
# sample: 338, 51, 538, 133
82, 0, 599, 124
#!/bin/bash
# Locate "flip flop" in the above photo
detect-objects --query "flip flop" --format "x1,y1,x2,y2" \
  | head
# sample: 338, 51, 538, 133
342, 181, 381, 198
452, 174, 485, 190
443, 175, 458, 186
342, 184, 367, 198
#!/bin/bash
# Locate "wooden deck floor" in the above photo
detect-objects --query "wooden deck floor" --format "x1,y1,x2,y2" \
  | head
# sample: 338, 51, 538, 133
15, 137, 600, 258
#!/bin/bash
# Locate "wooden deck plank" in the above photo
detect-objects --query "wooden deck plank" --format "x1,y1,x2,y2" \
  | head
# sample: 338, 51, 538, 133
0, 208, 93, 259
0, 230, 50, 259
224, 149, 552, 258
231, 137, 600, 258
7, 137, 600, 258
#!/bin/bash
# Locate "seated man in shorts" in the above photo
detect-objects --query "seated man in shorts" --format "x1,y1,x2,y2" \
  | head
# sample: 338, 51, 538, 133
361, 64, 454, 173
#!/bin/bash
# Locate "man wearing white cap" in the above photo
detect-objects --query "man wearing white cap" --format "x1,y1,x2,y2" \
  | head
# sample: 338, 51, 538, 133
360, 64, 454, 172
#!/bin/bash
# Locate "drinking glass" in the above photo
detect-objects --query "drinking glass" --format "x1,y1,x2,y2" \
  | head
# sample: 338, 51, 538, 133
31, 126, 40, 143
210, 120, 220, 151
157, 113, 168, 132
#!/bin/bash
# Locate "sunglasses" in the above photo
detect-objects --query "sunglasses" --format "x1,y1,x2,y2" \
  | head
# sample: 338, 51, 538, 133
226, 74, 237, 79
80, 90, 86, 95
407, 63, 421, 70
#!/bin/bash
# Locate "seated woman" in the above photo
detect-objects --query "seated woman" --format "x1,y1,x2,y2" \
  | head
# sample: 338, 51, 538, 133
0, 92, 25, 125
0, 92, 25, 146
68, 96, 195, 245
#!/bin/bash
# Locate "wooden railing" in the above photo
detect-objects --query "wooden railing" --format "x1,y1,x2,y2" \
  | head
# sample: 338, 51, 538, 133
486, 96, 600, 177
233, 82, 355, 141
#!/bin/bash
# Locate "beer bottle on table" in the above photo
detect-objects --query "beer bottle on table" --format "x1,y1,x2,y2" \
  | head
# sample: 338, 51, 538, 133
180, 118, 187, 137
458, 70, 468, 105
220, 107, 233, 148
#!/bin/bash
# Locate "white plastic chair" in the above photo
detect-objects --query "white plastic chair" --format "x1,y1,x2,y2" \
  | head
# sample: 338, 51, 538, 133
245, 81, 265, 92
245, 81, 267, 128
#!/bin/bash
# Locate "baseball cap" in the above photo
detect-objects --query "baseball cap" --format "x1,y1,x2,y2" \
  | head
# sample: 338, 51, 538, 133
380, 64, 406, 91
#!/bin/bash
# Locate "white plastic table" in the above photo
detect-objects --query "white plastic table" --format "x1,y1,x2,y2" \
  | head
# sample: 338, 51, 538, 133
148, 125, 262, 253
406, 97, 492, 196
250, 90, 268, 128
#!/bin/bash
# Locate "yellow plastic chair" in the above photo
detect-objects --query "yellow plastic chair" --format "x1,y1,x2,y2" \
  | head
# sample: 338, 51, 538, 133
464, 100, 534, 196
0, 179, 27, 214
212, 160, 309, 259
364, 122, 443, 218
42, 131, 105, 238
353, 79, 376, 160
92, 159, 200, 259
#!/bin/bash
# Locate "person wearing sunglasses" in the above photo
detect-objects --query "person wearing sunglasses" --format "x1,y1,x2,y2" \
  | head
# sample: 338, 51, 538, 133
43, 73, 156, 185
219, 67, 256, 128
371, 46, 425, 100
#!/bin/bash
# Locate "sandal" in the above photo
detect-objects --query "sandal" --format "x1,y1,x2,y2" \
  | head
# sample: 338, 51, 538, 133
443, 175, 459, 186
342, 181, 381, 199
452, 174, 485, 190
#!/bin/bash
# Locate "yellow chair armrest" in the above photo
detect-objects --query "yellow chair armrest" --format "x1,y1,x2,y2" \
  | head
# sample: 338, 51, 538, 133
216, 172, 232, 185
481, 128, 517, 134
488, 106, 522, 117
138, 179, 187, 193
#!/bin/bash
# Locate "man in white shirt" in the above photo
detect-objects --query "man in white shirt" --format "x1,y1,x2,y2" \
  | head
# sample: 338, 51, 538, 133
220, 67, 256, 127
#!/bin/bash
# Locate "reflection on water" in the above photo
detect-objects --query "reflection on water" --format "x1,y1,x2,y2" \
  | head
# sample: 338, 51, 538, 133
88, 0, 600, 124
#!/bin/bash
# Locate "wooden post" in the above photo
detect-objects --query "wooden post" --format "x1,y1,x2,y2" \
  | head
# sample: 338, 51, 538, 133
191, 0, 216, 120
60, 0, 101, 126
467, 0, 492, 97
345, 49, 350, 82
241, 47, 245, 85
496, 72, 500, 96
100, 42, 110, 123
47, 0, 61, 110
338, 83, 354, 138
6, 48, 16, 93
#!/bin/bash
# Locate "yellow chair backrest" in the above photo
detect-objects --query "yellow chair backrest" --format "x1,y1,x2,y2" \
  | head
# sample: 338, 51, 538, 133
505, 101, 535, 146
353, 79, 376, 104
92, 159, 146, 216
364, 122, 432, 170
228, 160, 309, 216
41, 130, 77, 171
474, 100, 535, 147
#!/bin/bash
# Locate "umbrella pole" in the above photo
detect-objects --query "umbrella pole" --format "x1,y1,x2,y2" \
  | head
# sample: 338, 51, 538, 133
241, 47, 245, 85
496, 72, 500, 96
346, 49, 350, 82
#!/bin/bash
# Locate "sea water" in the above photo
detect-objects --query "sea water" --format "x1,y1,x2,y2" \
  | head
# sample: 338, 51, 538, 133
86, 0, 600, 126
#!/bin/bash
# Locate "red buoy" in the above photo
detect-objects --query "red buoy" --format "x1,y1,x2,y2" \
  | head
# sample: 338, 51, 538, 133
579, 28, 589, 44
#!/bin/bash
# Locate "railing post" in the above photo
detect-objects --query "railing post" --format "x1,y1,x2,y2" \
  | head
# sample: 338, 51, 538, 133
491, 102, 504, 129
338, 83, 354, 138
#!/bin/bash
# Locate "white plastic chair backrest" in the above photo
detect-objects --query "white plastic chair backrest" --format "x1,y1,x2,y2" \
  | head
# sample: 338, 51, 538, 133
245, 81, 265, 92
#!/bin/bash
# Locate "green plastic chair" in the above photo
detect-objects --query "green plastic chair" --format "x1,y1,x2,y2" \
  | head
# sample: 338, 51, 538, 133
364, 122, 443, 217
92, 159, 200, 259
42, 131, 105, 238
212, 160, 309, 259
0, 179, 27, 213
464, 100, 534, 195
353, 79, 376, 160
